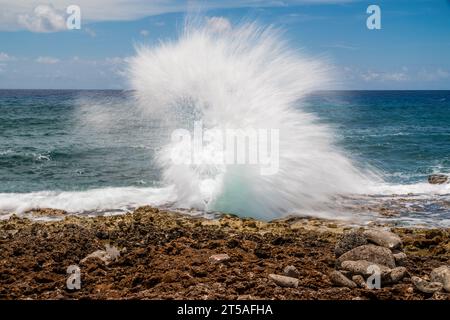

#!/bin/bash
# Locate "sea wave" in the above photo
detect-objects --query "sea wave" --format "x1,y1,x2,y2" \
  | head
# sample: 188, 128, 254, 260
0, 187, 176, 216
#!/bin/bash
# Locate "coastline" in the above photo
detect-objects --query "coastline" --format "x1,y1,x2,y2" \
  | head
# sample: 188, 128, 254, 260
1, 206, 449, 300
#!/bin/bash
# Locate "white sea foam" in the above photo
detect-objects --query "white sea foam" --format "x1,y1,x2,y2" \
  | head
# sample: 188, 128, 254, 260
0, 187, 175, 216
367, 182, 450, 196
128, 19, 377, 219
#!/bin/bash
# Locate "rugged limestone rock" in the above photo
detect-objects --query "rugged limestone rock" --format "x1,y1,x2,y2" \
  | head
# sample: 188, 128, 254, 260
363, 229, 402, 249
430, 266, 450, 292
389, 267, 407, 283
392, 251, 408, 266
352, 275, 366, 288
0, 206, 449, 300
334, 230, 367, 257
412, 276, 443, 294
337, 244, 396, 269
340, 260, 390, 277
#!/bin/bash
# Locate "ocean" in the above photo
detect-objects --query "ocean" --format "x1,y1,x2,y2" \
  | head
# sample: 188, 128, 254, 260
1, 89, 449, 226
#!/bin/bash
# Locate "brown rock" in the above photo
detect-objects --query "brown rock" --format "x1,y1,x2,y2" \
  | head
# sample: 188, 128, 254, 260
428, 174, 448, 184
283, 265, 300, 278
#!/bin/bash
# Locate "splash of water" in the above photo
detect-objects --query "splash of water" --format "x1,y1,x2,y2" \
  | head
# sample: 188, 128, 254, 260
128, 19, 374, 219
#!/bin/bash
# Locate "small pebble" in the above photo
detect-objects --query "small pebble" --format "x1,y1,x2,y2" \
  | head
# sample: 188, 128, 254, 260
283, 265, 300, 278
268, 274, 299, 288
329, 271, 357, 289
208, 254, 231, 264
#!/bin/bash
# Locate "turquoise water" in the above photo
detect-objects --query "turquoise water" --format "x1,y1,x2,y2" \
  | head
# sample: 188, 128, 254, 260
305, 91, 450, 184
0, 90, 449, 225
0, 90, 163, 193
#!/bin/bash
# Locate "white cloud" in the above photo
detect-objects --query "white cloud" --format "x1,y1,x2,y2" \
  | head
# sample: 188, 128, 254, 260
361, 70, 409, 82
36, 56, 60, 64
17, 4, 66, 32
140, 29, 149, 37
0, 52, 15, 61
0, 0, 355, 32
359, 67, 450, 83
418, 68, 450, 81
206, 16, 232, 32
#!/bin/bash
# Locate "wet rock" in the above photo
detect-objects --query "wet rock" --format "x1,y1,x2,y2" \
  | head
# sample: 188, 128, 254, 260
283, 265, 300, 278
352, 275, 367, 288
25, 208, 67, 216
337, 244, 396, 269
208, 254, 230, 264
268, 274, 299, 288
363, 229, 402, 249
389, 267, 407, 283
334, 230, 367, 257
430, 266, 450, 292
412, 276, 443, 294
393, 252, 408, 266
340, 260, 390, 277
428, 174, 448, 185
329, 271, 357, 288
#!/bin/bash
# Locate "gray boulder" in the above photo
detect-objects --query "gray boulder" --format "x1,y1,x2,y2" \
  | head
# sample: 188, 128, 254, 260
389, 267, 407, 283
430, 266, 450, 292
340, 260, 390, 278
412, 276, 443, 294
363, 229, 402, 249
337, 244, 396, 269
334, 230, 367, 257
393, 251, 408, 266
352, 275, 367, 288
329, 270, 357, 288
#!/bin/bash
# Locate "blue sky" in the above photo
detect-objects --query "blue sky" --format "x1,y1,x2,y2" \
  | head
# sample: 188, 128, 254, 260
0, 0, 449, 89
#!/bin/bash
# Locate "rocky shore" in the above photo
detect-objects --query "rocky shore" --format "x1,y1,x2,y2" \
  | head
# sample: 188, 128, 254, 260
0, 206, 449, 300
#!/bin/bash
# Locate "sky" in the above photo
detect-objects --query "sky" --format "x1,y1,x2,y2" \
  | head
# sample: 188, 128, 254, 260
0, 0, 449, 90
